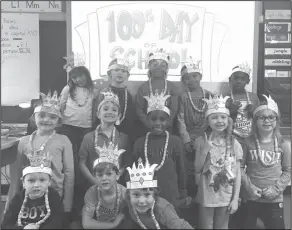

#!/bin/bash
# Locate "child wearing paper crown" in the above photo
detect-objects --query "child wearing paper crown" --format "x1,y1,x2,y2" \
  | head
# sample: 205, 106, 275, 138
132, 90, 191, 211
81, 140, 127, 229
135, 48, 179, 138
78, 91, 130, 215
240, 94, 291, 229
95, 57, 136, 143
177, 58, 213, 195
6, 91, 74, 227
225, 61, 260, 145
194, 94, 242, 229
2, 152, 64, 229
122, 158, 193, 229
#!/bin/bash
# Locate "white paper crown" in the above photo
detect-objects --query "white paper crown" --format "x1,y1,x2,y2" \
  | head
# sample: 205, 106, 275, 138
93, 143, 126, 169
108, 55, 131, 72
97, 90, 120, 111
232, 61, 251, 76
63, 53, 85, 73
149, 48, 170, 64
181, 56, 202, 75
253, 94, 279, 116
35, 91, 61, 117
144, 91, 171, 115
126, 158, 158, 189
203, 94, 230, 117
23, 151, 53, 177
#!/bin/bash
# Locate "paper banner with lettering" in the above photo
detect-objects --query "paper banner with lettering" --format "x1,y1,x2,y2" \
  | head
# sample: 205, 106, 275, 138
73, 3, 229, 82
265, 48, 291, 56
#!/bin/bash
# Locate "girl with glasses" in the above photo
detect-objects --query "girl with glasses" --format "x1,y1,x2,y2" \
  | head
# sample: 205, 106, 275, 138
240, 94, 291, 229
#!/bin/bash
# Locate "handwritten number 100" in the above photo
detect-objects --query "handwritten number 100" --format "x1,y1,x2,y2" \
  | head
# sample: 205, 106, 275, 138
107, 11, 145, 42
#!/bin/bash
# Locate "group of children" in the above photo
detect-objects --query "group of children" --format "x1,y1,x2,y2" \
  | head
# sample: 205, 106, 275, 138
2, 49, 290, 229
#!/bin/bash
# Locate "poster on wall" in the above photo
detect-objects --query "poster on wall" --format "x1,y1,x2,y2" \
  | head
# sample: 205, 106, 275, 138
264, 59, 291, 66
1, 1, 62, 12
265, 33, 291, 43
1, 13, 40, 106
265, 10, 291, 20
265, 48, 291, 55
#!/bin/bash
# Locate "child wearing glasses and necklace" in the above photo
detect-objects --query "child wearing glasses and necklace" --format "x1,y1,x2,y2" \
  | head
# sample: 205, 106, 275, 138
240, 94, 291, 229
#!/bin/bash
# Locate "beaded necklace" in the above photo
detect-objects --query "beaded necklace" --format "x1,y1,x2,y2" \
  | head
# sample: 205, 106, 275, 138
132, 200, 160, 229
149, 78, 167, 96
72, 88, 90, 107
144, 131, 169, 171
255, 134, 279, 167
110, 86, 128, 125
29, 130, 56, 153
95, 184, 121, 221
17, 191, 51, 227
94, 124, 116, 155
230, 89, 251, 105
187, 87, 206, 113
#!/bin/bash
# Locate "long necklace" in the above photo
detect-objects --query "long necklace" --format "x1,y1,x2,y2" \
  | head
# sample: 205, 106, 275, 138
187, 87, 206, 113
94, 125, 116, 155
17, 191, 51, 227
144, 131, 169, 171
149, 78, 167, 95
208, 132, 232, 167
255, 134, 279, 167
110, 86, 128, 125
95, 184, 121, 221
132, 200, 160, 229
72, 88, 90, 107
230, 89, 251, 105
29, 130, 56, 153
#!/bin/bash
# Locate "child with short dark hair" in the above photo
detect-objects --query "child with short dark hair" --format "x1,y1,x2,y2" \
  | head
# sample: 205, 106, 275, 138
226, 62, 260, 145
135, 48, 179, 138
81, 140, 127, 229
122, 158, 193, 229
241, 94, 291, 229
133, 90, 190, 210
2, 150, 63, 229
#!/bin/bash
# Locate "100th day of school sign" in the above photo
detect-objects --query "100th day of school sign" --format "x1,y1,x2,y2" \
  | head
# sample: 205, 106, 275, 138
74, 3, 232, 82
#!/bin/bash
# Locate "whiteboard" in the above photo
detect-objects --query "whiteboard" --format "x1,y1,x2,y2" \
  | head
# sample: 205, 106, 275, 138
1, 13, 39, 106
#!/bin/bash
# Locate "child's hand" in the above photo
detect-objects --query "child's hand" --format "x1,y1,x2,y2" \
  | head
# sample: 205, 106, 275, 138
247, 184, 262, 200
262, 185, 280, 200
185, 142, 194, 153
114, 213, 125, 227
228, 199, 238, 214
185, 196, 193, 207
24, 223, 39, 229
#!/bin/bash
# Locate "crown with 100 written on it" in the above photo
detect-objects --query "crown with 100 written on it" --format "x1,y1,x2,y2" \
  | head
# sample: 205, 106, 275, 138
149, 48, 171, 64
253, 94, 279, 116
34, 91, 62, 117
144, 90, 171, 115
181, 56, 202, 75
231, 61, 251, 76
97, 90, 120, 111
126, 158, 158, 189
108, 55, 131, 72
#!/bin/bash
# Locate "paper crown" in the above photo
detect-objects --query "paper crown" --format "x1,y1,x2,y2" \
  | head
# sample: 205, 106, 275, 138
149, 48, 170, 64
108, 55, 131, 72
93, 143, 126, 169
63, 53, 85, 73
181, 57, 202, 76
144, 91, 170, 115
232, 61, 251, 76
203, 94, 230, 117
35, 91, 62, 117
126, 158, 158, 189
23, 151, 53, 177
97, 90, 120, 111
253, 94, 279, 116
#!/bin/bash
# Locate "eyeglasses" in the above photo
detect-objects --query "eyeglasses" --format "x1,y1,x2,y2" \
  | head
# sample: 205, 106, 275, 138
256, 115, 277, 122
